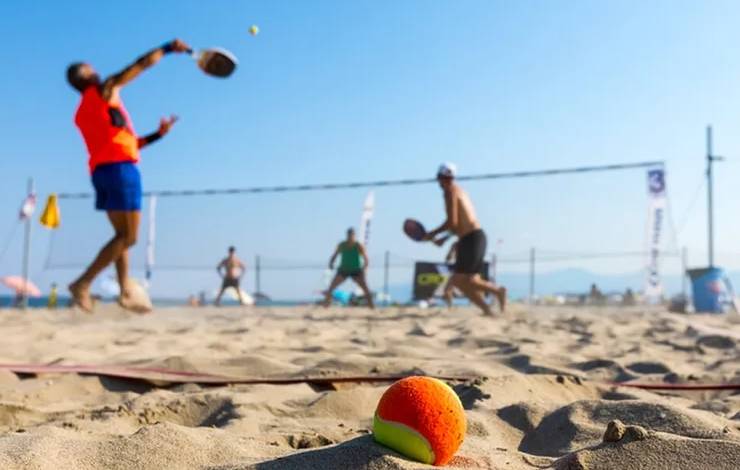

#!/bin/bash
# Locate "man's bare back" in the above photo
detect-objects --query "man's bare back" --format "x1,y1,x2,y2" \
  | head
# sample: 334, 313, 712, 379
215, 247, 246, 306
221, 255, 244, 279
445, 184, 481, 237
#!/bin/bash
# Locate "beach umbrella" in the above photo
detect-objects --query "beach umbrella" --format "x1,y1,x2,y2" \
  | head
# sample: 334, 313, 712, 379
0, 276, 42, 297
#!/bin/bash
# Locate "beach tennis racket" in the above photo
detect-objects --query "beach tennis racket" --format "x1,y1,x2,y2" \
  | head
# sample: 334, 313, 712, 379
186, 47, 238, 78
403, 218, 427, 241
403, 218, 453, 245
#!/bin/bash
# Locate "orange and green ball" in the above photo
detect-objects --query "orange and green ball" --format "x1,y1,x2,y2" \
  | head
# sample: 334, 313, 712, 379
373, 376, 467, 466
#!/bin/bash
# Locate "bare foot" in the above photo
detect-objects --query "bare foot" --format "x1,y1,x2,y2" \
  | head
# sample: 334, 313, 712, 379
496, 286, 507, 313
69, 281, 93, 313
118, 293, 152, 314
117, 282, 152, 314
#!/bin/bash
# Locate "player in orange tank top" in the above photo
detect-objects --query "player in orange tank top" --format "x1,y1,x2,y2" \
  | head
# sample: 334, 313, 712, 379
66, 39, 190, 312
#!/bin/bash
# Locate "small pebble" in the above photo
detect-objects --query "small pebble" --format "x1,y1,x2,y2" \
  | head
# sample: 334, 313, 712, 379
603, 420, 626, 442
626, 425, 649, 441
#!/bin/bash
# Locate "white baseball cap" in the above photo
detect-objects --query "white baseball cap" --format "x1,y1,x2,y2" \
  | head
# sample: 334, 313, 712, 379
437, 162, 457, 178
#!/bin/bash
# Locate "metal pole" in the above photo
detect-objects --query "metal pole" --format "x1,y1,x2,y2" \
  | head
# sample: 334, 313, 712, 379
383, 250, 389, 305
706, 126, 714, 267
491, 253, 498, 284
21, 178, 34, 310
681, 246, 688, 298
255, 255, 261, 295
529, 247, 535, 304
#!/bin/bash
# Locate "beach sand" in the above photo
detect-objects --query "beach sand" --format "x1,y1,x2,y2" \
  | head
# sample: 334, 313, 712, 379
0, 304, 737, 469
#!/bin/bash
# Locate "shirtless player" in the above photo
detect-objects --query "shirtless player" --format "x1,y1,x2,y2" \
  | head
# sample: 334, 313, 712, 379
215, 246, 247, 306
423, 163, 507, 315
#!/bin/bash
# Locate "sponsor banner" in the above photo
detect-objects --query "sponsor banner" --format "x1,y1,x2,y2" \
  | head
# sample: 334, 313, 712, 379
645, 168, 666, 300
413, 261, 489, 300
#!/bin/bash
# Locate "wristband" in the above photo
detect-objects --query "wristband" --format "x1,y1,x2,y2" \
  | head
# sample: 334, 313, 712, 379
142, 131, 163, 145
161, 41, 175, 54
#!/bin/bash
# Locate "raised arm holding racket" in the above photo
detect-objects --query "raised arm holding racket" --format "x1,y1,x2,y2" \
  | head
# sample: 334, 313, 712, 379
65, 38, 236, 313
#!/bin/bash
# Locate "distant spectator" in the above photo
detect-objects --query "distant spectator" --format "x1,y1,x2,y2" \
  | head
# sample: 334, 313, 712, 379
589, 283, 605, 305
48, 283, 58, 309
622, 288, 636, 306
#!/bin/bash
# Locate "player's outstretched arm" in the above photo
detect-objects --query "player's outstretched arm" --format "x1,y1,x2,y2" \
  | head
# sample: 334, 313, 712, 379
328, 246, 340, 269
138, 115, 178, 149
102, 39, 190, 100
216, 259, 225, 278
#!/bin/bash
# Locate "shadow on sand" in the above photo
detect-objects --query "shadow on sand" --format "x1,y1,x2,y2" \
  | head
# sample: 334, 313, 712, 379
251, 435, 409, 470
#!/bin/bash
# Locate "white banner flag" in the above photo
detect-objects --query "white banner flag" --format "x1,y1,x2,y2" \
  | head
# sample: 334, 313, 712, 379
18, 193, 36, 221
145, 196, 157, 282
645, 169, 666, 300
359, 191, 375, 248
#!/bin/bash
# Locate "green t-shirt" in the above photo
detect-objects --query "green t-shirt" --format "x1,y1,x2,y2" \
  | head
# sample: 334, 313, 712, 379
338, 242, 362, 273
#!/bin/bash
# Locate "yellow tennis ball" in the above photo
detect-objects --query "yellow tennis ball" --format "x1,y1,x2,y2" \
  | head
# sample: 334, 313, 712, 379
249, 25, 259, 36
373, 376, 466, 466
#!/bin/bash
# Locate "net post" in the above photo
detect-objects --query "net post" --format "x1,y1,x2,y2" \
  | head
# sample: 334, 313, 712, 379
529, 247, 536, 305
681, 246, 688, 298
255, 255, 261, 296
21, 177, 34, 310
383, 250, 390, 306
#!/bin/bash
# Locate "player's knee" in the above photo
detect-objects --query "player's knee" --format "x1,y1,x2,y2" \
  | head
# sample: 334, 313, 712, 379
123, 233, 137, 248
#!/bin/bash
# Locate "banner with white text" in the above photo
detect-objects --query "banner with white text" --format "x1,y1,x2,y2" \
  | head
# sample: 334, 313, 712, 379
645, 168, 666, 300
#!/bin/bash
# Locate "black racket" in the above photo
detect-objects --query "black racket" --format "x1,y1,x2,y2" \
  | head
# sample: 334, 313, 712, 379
187, 47, 238, 78
403, 218, 452, 245
403, 218, 427, 241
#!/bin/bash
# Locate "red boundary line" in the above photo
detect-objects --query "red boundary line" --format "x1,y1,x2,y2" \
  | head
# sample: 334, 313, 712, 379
0, 364, 738, 390
0, 364, 472, 385
609, 382, 740, 391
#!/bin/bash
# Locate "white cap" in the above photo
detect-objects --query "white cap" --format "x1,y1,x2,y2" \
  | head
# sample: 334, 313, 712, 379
437, 162, 457, 178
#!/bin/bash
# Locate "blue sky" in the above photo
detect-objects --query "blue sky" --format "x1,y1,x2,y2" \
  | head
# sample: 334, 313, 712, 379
1, 0, 740, 299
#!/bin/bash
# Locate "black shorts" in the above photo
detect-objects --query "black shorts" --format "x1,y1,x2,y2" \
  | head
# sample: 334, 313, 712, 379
222, 277, 240, 289
338, 269, 363, 280
454, 229, 486, 274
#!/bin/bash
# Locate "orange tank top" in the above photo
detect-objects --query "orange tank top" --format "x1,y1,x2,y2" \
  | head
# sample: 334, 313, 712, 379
74, 86, 139, 173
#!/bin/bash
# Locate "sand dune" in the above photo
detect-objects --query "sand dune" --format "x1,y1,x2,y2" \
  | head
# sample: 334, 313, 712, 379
0, 305, 737, 469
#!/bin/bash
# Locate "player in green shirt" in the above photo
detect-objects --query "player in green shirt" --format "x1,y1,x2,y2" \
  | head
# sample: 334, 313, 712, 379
323, 228, 375, 309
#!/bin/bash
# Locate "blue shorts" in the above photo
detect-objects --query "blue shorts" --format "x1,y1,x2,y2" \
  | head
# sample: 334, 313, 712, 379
92, 162, 142, 212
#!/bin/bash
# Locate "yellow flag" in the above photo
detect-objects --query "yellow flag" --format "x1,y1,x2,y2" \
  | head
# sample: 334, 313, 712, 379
40, 194, 60, 229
